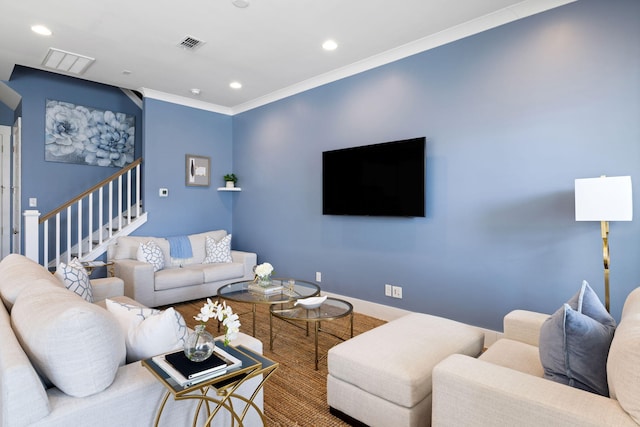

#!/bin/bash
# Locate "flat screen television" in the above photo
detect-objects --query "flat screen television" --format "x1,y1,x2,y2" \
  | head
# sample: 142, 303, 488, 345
322, 137, 425, 217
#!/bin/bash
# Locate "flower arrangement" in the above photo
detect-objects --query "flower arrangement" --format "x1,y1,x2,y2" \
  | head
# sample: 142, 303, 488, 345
254, 262, 274, 283
194, 298, 240, 346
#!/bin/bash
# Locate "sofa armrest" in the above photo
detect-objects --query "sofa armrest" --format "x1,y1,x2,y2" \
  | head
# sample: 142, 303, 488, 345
503, 309, 549, 347
91, 277, 124, 302
112, 259, 155, 307
432, 354, 636, 427
231, 250, 257, 278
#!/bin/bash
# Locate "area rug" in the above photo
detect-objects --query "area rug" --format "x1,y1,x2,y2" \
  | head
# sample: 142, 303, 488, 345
173, 298, 386, 426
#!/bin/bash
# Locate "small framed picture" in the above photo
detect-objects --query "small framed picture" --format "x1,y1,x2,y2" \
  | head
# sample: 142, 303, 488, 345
185, 154, 210, 187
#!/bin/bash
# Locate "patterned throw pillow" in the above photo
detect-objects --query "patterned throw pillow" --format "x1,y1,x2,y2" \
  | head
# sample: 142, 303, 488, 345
54, 258, 93, 302
203, 234, 233, 263
136, 241, 165, 271
105, 299, 188, 362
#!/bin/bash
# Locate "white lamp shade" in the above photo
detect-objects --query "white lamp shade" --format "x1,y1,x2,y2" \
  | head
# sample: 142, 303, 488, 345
575, 176, 633, 221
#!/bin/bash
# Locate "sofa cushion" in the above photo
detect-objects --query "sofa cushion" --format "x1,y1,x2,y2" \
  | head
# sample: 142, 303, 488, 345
187, 262, 244, 283
54, 258, 93, 302
607, 289, 640, 423
105, 299, 188, 362
11, 285, 125, 398
480, 338, 544, 377
137, 241, 165, 272
154, 267, 204, 291
203, 234, 233, 263
0, 253, 61, 311
539, 281, 615, 396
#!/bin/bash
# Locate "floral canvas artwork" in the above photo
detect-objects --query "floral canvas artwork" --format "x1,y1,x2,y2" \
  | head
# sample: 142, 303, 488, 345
45, 99, 135, 167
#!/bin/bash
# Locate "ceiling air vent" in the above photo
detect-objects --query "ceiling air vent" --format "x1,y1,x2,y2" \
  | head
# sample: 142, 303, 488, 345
178, 35, 206, 51
42, 48, 95, 75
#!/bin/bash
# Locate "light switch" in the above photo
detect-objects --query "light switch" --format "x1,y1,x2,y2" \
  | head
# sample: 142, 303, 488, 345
159, 188, 169, 197
29, 198, 37, 207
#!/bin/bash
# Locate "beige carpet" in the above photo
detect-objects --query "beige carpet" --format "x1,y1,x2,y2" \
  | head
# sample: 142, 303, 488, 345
173, 298, 386, 426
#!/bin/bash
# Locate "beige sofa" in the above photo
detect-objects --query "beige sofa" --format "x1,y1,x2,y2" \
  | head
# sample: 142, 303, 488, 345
432, 287, 640, 426
107, 230, 256, 307
0, 254, 263, 427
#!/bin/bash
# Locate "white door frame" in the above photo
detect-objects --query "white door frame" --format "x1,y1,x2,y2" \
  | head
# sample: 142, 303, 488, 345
12, 117, 21, 254
0, 125, 10, 257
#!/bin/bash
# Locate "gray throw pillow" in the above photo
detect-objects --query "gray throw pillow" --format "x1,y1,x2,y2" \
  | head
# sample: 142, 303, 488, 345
539, 280, 616, 396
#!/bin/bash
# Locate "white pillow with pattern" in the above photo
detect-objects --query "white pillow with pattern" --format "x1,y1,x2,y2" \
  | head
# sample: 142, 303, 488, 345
136, 241, 165, 271
54, 258, 93, 302
203, 234, 233, 263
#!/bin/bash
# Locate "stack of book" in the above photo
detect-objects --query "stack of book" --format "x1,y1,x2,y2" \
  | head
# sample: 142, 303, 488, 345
152, 346, 241, 387
248, 282, 283, 295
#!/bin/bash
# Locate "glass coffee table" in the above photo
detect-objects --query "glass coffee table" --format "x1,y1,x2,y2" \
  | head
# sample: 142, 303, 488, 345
270, 297, 353, 370
217, 278, 320, 337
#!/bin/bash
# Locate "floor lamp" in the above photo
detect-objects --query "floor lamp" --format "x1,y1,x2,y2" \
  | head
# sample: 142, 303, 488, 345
575, 176, 633, 312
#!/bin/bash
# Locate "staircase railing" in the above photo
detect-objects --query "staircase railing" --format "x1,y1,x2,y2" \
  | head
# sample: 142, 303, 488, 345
24, 158, 147, 267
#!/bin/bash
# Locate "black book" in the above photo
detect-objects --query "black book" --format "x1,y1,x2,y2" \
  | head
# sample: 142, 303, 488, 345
165, 350, 227, 379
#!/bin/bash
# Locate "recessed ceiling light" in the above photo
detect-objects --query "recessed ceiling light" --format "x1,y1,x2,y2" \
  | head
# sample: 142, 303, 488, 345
232, 0, 250, 8
122, 70, 132, 75
190, 88, 201, 95
31, 25, 52, 36
229, 81, 242, 89
322, 39, 338, 51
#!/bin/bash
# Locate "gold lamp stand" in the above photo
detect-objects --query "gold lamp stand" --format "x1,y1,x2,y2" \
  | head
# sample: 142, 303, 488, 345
600, 220, 610, 312
575, 175, 633, 314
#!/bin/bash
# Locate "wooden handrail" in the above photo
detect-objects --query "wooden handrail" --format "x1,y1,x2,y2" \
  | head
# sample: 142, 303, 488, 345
39, 158, 143, 223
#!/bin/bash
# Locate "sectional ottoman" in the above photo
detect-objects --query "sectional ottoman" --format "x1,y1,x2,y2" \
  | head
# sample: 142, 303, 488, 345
327, 313, 484, 427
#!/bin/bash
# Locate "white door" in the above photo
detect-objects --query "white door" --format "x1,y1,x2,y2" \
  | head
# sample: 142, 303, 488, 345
12, 117, 21, 254
0, 125, 10, 257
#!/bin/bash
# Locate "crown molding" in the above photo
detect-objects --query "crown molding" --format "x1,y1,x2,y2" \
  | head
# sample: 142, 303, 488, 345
140, 0, 576, 116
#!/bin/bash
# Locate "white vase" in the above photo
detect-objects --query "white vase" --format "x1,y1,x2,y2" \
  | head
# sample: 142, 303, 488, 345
225, 181, 235, 188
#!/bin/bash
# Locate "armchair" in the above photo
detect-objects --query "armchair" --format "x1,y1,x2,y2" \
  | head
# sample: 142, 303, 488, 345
432, 288, 640, 426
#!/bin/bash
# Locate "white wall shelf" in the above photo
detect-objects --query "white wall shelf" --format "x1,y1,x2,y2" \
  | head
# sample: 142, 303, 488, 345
217, 187, 242, 192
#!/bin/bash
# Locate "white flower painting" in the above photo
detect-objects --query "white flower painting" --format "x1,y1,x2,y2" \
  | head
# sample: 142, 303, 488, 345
45, 99, 135, 167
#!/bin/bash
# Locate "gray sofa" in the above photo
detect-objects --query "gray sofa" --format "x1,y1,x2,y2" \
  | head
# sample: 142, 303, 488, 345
107, 230, 256, 307
432, 287, 640, 426
0, 253, 263, 427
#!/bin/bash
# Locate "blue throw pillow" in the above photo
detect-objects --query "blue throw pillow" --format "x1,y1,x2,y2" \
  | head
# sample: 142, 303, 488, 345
539, 281, 616, 396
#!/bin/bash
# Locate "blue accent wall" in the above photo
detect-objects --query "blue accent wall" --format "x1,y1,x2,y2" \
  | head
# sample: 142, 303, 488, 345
0, 101, 12, 125
5, 66, 143, 219
232, 0, 640, 329
138, 98, 235, 238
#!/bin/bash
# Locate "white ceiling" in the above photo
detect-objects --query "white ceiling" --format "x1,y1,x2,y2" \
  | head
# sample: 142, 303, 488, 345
0, 0, 574, 115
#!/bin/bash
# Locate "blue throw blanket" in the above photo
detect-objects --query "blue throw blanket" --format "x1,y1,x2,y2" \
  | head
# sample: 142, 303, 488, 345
167, 235, 193, 258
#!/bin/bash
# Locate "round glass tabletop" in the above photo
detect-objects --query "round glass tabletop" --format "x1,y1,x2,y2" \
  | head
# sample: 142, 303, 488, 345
217, 278, 320, 305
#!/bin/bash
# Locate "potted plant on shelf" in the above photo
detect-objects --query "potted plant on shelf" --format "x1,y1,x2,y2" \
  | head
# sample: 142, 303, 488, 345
224, 173, 237, 188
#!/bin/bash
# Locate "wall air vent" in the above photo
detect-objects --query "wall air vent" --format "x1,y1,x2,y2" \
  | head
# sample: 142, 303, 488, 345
178, 35, 206, 50
42, 48, 95, 75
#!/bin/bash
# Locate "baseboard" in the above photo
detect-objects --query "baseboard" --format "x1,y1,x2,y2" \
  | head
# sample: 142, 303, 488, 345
322, 290, 503, 348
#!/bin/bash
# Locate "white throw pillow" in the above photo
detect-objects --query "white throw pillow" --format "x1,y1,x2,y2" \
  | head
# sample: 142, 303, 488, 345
54, 258, 93, 302
203, 234, 233, 263
136, 241, 165, 272
105, 299, 188, 362
11, 286, 125, 398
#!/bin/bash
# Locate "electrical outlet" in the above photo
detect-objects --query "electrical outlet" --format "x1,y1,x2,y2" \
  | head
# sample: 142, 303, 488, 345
392, 285, 403, 299
316, 272, 322, 282
385, 284, 392, 296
